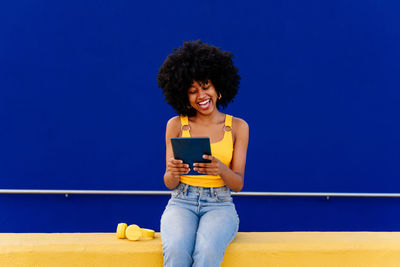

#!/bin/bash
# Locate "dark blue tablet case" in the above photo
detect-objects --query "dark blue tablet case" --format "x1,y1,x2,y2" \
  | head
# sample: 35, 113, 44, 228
171, 137, 212, 175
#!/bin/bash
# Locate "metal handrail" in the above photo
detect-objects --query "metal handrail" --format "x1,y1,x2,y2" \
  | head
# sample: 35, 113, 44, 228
1, 189, 400, 198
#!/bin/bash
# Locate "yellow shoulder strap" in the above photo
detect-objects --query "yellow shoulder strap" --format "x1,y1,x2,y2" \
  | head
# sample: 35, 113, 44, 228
180, 115, 191, 137
225, 114, 233, 128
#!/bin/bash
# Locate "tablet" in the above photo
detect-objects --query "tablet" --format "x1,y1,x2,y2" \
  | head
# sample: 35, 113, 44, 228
171, 137, 212, 175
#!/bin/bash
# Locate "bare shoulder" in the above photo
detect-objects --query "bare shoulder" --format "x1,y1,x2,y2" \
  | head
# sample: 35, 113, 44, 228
166, 116, 181, 137
232, 116, 249, 143
232, 116, 249, 132
166, 116, 181, 128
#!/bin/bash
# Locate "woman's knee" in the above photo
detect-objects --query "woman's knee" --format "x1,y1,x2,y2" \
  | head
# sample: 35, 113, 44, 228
163, 243, 193, 265
193, 234, 225, 261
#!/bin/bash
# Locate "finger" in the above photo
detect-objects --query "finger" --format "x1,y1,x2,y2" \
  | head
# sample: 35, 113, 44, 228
171, 159, 184, 164
169, 158, 185, 166
193, 167, 205, 174
171, 167, 190, 173
168, 158, 179, 164
194, 166, 214, 175
168, 162, 189, 168
179, 167, 190, 173
193, 162, 214, 168
173, 163, 189, 168
202, 154, 214, 161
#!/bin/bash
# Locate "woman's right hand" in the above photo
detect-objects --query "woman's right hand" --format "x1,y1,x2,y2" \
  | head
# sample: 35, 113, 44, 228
166, 158, 190, 178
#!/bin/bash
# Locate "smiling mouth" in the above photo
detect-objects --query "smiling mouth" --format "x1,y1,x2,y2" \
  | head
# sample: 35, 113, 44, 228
197, 99, 211, 109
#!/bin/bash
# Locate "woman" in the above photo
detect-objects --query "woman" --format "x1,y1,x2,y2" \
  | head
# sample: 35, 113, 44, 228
158, 40, 249, 267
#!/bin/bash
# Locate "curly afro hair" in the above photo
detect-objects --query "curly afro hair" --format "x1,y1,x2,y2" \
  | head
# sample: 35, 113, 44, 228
157, 40, 240, 116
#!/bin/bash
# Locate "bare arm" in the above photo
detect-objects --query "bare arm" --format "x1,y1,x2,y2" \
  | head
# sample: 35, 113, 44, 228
163, 117, 190, 189
224, 118, 249, 191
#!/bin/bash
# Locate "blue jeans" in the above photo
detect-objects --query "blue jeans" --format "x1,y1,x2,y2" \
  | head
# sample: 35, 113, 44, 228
160, 183, 239, 267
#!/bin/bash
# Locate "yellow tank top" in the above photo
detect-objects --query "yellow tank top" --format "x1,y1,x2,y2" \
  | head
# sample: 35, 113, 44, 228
179, 114, 233, 187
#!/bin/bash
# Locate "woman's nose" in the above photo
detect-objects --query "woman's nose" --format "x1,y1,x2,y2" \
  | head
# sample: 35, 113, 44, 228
198, 89, 206, 98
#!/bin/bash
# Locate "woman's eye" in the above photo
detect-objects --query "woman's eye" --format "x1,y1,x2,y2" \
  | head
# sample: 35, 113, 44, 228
201, 81, 209, 87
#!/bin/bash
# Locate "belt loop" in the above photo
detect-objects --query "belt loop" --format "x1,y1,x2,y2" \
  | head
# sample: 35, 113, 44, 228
183, 184, 189, 196
210, 187, 214, 198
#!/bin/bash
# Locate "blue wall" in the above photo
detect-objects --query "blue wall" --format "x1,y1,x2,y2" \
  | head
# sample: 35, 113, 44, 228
1, 0, 399, 232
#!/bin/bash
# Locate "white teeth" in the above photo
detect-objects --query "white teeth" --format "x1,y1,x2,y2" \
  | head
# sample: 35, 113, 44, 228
198, 99, 210, 105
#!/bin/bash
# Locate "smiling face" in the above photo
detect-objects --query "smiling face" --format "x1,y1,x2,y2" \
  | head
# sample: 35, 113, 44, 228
187, 80, 219, 116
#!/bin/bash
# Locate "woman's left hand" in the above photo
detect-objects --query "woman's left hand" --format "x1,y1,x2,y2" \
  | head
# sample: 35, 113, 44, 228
193, 155, 227, 176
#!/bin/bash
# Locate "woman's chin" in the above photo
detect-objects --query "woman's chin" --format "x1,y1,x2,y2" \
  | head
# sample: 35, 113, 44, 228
195, 106, 216, 115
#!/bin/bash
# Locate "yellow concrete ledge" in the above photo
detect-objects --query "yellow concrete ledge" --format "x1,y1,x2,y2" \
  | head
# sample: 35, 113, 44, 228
1, 232, 400, 266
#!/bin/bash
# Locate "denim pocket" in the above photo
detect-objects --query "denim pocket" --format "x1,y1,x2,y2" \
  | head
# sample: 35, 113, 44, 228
216, 188, 233, 202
